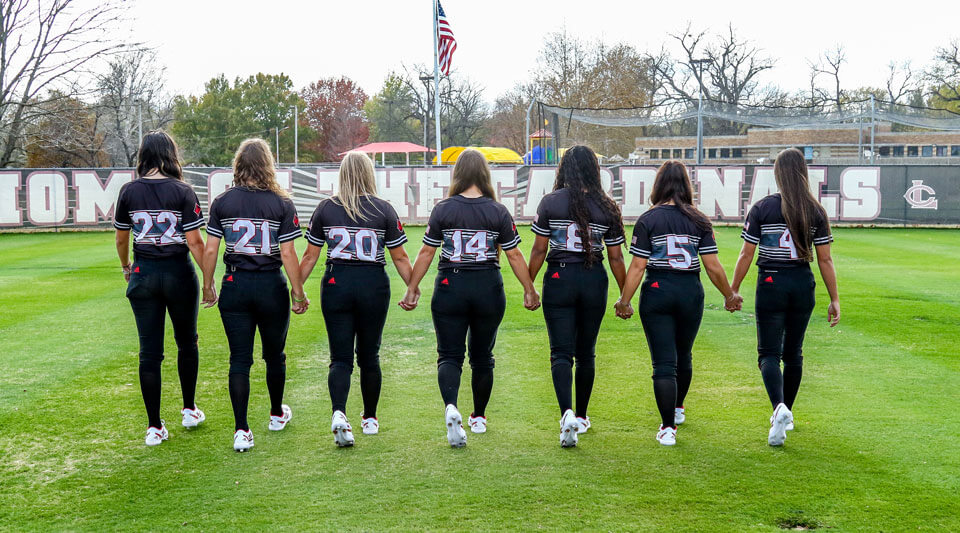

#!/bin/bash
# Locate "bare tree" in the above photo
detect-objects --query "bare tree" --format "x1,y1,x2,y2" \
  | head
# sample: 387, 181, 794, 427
96, 48, 171, 166
398, 65, 488, 148
811, 44, 847, 111
885, 60, 919, 104
0, 0, 128, 166
927, 40, 960, 106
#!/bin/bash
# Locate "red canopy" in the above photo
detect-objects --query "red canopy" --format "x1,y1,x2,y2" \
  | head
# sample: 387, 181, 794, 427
529, 129, 553, 138
342, 142, 434, 155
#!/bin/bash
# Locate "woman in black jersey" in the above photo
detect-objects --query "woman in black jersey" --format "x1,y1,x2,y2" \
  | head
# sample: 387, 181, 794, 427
401, 149, 540, 448
200, 138, 309, 452
527, 145, 626, 448
114, 131, 208, 446
299, 151, 413, 447
731, 148, 840, 447
613, 161, 742, 446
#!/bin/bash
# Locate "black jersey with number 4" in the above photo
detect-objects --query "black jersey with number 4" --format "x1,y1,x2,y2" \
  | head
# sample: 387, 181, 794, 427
629, 205, 718, 273
423, 195, 521, 270
741, 193, 833, 269
531, 188, 625, 264
113, 177, 205, 260
206, 187, 302, 271
306, 196, 408, 266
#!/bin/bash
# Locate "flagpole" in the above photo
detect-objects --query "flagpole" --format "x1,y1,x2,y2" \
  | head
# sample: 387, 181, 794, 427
432, 0, 442, 164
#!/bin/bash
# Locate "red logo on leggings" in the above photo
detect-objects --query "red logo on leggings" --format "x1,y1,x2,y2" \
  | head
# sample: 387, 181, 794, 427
651, 281, 660, 288
765, 276, 773, 283
441, 278, 449, 285
226, 275, 233, 282
551, 272, 560, 279
328, 277, 336, 285
133, 266, 140, 273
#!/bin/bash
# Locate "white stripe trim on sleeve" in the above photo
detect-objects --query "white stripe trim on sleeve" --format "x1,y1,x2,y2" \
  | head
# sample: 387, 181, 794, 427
422, 235, 442, 246
306, 233, 325, 246
699, 246, 719, 254
604, 236, 626, 246
500, 235, 522, 250
629, 246, 651, 258
741, 231, 760, 244
182, 218, 205, 231
277, 230, 302, 242
530, 223, 551, 236
385, 234, 409, 248
114, 222, 131, 230
206, 226, 223, 237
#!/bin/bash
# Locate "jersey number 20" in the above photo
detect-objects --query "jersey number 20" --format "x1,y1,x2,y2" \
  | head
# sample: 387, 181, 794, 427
329, 228, 378, 261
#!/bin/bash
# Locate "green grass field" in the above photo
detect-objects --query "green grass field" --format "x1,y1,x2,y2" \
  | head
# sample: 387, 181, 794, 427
1, 227, 958, 531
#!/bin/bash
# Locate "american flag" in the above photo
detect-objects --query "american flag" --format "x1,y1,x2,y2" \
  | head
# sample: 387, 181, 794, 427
436, 2, 457, 76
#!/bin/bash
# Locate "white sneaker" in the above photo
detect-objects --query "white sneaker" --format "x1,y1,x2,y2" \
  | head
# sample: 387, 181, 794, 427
181, 406, 205, 428
468, 414, 487, 434
269, 404, 292, 431
445, 404, 467, 447
768, 403, 793, 446
771, 413, 796, 431
576, 416, 591, 434
675, 406, 686, 425
331, 410, 355, 447
233, 429, 254, 452
145, 422, 168, 446
361, 415, 379, 435
559, 409, 580, 448
656, 425, 677, 446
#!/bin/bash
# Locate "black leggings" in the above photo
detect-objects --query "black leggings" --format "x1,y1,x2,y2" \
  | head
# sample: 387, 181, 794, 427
755, 266, 816, 410
541, 262, 608, 417
320, 264, 391, 418
638, 271, 704, 428
218, 268, 290, 431
430, 268, 506, 417
126, 255, 200, 428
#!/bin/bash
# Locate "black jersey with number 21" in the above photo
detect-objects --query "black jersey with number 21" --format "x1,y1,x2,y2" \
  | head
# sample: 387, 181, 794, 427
629, 205, 718, 273
531, 188, 625, 264
306, 196, 408, 266
206, 187, 302, 271
741, 193, 833, 269
113, 177, 205, 260
423, 195, 521, 270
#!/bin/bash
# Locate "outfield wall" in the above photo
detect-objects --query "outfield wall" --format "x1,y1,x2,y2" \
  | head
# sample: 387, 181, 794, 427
0, 165, 957, 229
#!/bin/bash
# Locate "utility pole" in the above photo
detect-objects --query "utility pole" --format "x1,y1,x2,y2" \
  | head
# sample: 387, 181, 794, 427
869, 94, 876, 164
276, 127, 280, 163
420, 75, 432, 165
431, 0, 442, 163
290, 105, 298, 165
137, 100, 143, 143
690, 58, 711, 166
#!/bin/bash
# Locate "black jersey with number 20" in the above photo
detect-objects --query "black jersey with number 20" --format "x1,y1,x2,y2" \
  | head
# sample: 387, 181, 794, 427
206, 187, 302, 271
423, 195, 521, 270
629, 205, 718, 273
306, 196, 408, 265
741, 193, 833, 269
531, 188, 625, 264
113, 177, 205, 260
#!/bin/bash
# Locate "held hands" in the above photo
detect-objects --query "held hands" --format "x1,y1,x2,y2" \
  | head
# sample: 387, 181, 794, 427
399, 286, 421, 311
122, 264, 132, 283
724, 292, 743, 313
202, 285, 218, 308
827, 300, 840, 327
523, 289, 541, 311
291, 289, 309, 314
614, 298, 634, 320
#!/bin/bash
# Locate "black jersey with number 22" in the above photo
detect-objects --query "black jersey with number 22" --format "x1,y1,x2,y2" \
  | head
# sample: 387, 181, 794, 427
206, 187, 302, 271
423, 195, 521, 270
741, 194, 832, 269
306, 196, 408, 265
113, 177, 205, 260
629, 205, 718, 272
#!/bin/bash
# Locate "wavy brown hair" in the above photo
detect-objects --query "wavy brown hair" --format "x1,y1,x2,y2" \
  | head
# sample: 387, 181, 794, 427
449, 148, 497, 199
554, 145, 623, 266
774, 148, 829, 261
232, 138, 287, 196
137, 130, 183, 180
650, 160, 712, 231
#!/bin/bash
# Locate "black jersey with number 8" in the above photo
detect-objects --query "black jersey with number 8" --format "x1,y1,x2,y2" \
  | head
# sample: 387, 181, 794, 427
306, 196, 407, 265
423, 195, 521, 270
741, 193, 832, 269
206, 187, 301, 271
531, 188, 625, 264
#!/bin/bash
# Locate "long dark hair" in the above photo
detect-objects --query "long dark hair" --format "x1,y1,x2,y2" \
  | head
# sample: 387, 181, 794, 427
774, 148, 829, 261
136, 130, 183, 180
554, 145, 623, 266
450, 148, 497, 199
650, 160, 712, 232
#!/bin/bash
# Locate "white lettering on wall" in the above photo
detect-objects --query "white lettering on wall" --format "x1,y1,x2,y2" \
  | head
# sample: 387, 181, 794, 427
620, 167, 656, 217
26, 172, 68, 225
73, 170, 133, 224
840, 167, 881, 220
696, 167, 744, 219
0, 172, 21, 225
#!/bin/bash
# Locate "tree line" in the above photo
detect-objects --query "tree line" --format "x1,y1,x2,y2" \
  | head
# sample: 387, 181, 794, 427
2, 1, 959, 167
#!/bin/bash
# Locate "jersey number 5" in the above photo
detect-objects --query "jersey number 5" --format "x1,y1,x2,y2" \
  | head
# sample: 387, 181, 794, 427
666, 235, 692, 269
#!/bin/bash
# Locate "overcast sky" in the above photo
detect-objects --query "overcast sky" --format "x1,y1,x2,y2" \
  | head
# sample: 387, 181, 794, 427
130, 0, 956, 102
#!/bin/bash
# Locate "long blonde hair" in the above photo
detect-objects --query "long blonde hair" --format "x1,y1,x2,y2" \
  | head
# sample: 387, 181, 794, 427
449, 148, 496, 199
334, 151, 380, 221
232, 138, 287, 196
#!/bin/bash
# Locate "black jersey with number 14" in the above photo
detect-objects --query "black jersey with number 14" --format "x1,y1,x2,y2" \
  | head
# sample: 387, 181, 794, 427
206, 187, 302, 271
423, 195, 521, 270
113, 177, 205, 260
629, 205, 718, 273
306, 196, 408, 266
741, 193, 833, 269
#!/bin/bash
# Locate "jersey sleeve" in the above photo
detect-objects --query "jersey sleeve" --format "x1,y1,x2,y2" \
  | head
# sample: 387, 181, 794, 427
699, 226, 719, 255
206, 197, 223, 239
628, 220, 651, 258
603, 215, 626, 247
180, 189, 205, 232
422, 208, 443, 247
531, 199, 551, 237
741, 204, 761, 244
277, 199, 302, 243
496, 208, 521, 251
812, 211, 833, 246
306, 203, 326, 247
113, 187, 131, 230
383, 204, 409, 249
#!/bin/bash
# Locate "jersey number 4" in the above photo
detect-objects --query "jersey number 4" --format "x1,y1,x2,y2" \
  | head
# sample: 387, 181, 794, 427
450, 230, 488, 261
779, 229, 799, 259
131, 211, 181, 245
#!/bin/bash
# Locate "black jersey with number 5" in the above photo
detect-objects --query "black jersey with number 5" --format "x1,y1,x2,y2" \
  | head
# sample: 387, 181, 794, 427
531, 188, 625, 264
113, 177, 205, 260
629, 205, 718, 273
306, 196, 407, 265
423, 195, 521, 270
741, 193, 832, 269
206, 187, 302, 271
